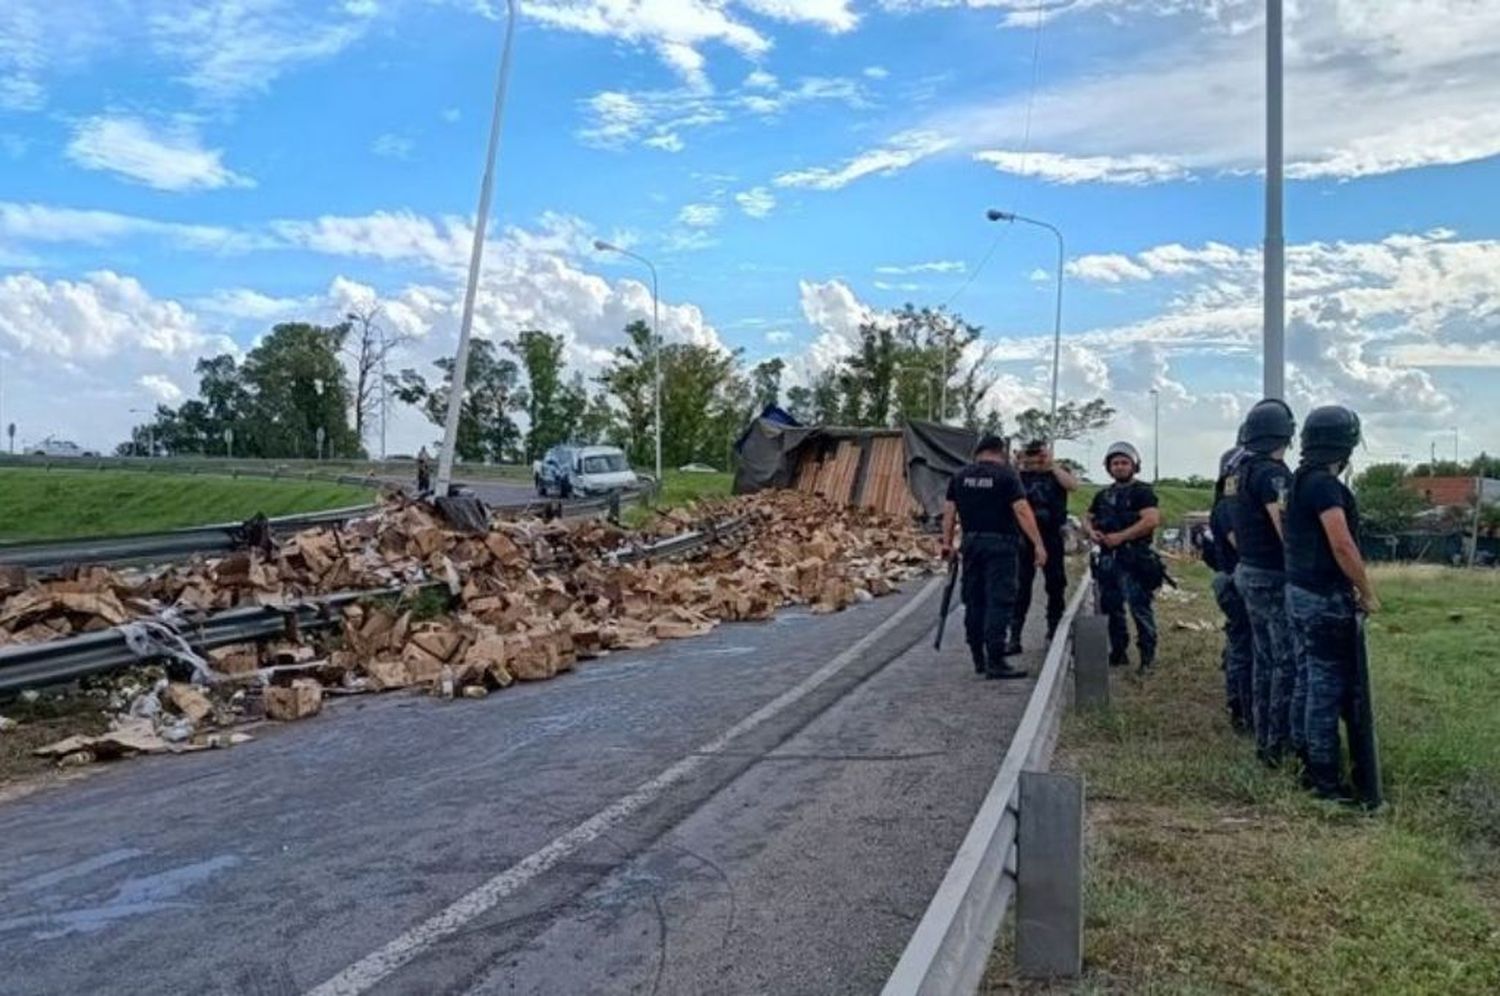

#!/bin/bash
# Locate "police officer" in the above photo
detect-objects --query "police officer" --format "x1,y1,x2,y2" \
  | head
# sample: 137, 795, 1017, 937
1283, 406, 1379, 802
1229, 398, 1298, 766
941, 435, 1047, 680
1208, 445, 1254, 733
1085, 442, 1162, 673
1008, 439, 1078, 654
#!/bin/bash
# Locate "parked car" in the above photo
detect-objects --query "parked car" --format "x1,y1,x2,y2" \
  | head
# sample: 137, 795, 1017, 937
535, 444, 639, 498
28, 437, 98, 458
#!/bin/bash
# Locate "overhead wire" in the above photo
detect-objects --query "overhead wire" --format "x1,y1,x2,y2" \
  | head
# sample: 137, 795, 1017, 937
939, 0, 1049, 313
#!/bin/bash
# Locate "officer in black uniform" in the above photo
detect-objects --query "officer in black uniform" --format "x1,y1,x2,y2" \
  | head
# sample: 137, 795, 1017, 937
1284, 406, 1380, 803
1207, 444, 1253, 732
1085, 442, 1162, 673
1008, 438, 1079, 654
1229, 398, 1298, 766
941, 435, 1047, 680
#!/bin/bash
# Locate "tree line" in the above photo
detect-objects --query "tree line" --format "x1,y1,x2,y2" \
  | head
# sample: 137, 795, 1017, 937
124, 303, 1117, 469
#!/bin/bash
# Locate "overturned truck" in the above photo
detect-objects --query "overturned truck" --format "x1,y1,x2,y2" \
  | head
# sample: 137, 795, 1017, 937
733, 417, 979, 524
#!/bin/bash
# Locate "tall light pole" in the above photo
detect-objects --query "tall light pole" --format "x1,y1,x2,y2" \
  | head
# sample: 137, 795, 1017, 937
1149, 389, 1161, 483
987, 209, 1064, 432
1452, 426, 1460, 466
1264, 0, 1286, 400
435, 0, 518, 499
594, 240, 662, 485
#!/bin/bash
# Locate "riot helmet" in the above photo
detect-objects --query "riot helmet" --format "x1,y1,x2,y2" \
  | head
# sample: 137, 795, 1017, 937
1299, 405, 1361, 467
1241, 398, 1295, 454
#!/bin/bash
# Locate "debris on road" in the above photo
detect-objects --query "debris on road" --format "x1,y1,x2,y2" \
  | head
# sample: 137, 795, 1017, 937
11, 492, 936, 770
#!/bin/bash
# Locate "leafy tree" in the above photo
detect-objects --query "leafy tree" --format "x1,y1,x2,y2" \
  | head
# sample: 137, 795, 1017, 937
577, 389, 620, 446
658, 341, 744, 468
391, 339, 523, 463
843, 321, 900, 425
751, 357, 785, 411
810, 371, 842, 425
1013, 398, 1115, 444
1354, 463, 1430, 534
507, 329, 579, 460
1411, 459, 1469, 478
1469, 453, 1500, 478
598, 320, 658, 468
785, 385, 814, 424
238, 322, 360, 458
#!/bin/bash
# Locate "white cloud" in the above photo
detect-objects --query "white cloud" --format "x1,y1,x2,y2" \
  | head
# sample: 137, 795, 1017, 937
138, 373, 185, 403
765, 330, 793, 344
863, 65, 889, 79
1066, 253, 1154, 283
644, 132, 685, 152
744, 69, 778, 90
192, 288, 310, 322
0, 201, 256, 254
774, 130, 953, 190
739, 0, 857, 32
441, 107, 461, 123
876, 260, 965, 275
0, 270, 216, 361
975, 150, 1190, 185
371, 133, 414, 160
926, 1, 1500, 182
66, 116, 253, 192
676, 203, 723, 228
1388, 343, 1500, 369
735, 187, 776, 218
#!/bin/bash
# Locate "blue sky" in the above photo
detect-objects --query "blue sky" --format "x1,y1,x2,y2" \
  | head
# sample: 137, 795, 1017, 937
2, 0, 1498, 473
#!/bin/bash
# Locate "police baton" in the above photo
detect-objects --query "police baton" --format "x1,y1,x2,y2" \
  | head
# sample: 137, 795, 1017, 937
1348, 611, 1384, 810
934, 554, 960, 651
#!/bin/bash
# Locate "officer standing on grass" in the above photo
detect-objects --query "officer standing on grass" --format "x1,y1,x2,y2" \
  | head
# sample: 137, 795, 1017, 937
1283, 405, 1380, 803
1085, 442, 1163, 673
1207, 444, 1254, 733
1008, 438, 1079, 654
941, 435, 1048, 680
1229, 399, 1300, 766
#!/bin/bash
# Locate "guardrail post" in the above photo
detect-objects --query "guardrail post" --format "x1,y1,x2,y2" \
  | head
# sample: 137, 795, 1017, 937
1016, 771, 1084, 979
1072, 612, 1111, 710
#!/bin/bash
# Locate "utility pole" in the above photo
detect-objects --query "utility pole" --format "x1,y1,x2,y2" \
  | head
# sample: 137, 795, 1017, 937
1452, 426, 1460, 466
1264, 0, 1286, 400
1470, 452, 1487, 568
1150, 388, 1161, 483
1431, 441, 1437, 474
435, 0, 519, 500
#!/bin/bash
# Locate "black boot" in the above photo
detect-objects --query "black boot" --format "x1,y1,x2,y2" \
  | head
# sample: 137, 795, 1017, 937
1137, 651, 1155, 675
1305, 760, 1354, 803
1108, 650, 1128, 668
1045, 620, 1059, 643
1005, 632, 1023, 656
986, 643, 1029, 680
969, 645, 987, 675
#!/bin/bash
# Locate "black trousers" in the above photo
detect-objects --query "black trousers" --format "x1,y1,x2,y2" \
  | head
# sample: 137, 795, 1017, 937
961, 534, 1019, 664
1013, 528, 1066, 639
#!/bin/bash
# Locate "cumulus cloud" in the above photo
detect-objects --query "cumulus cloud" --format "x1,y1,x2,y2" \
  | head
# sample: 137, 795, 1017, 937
734, 187, 776, 218
677, 203, 723, 228
975, 150, 1189, 185
138, 373, 185, 403
67, 116, 254, 192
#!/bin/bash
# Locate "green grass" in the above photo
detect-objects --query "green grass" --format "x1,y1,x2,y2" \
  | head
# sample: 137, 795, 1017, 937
622, 469, 734, 528
1071, 482, 1214, 531
0, 469, 371, 541
985, 563, 1500, 994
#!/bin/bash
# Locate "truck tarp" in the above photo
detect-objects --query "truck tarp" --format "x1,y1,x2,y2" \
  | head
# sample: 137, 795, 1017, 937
732, 418, 978, 521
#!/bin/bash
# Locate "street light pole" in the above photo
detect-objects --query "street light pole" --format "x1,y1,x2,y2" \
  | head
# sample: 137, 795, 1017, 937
987, 209, 1064, 431
594, 240, 663, 485
1264, 0, 1286, 400
1150, 389, 1161, 483
435, 0, 518, 500
1452, 426, 1460, 466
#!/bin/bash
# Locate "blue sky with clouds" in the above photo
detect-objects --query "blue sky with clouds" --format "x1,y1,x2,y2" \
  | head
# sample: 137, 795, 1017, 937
2, 0, 1498, 473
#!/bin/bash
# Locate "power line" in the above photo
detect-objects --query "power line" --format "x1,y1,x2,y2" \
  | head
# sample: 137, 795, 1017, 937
939, 0, 1049, 312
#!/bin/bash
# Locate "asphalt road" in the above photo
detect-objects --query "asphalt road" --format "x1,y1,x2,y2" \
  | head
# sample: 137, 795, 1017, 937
0, 581, 1049, 996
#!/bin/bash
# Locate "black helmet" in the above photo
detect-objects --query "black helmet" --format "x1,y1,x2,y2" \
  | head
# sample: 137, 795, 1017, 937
1104, 441, 1141, 470
975, 434, 1008, 456
1300, 405, 1361, 465
1241, 398, 1295, 454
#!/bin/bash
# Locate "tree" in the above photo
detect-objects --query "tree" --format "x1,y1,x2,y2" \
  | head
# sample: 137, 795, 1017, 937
577, 389, 620, 446
507, 329, 579, 460
599, 320, 658, 468
1354, 463, 1430, 534
1411, 459, 1468, 478
751, 358, 784, 411
238, 322, 359, 459
1013, 398, 1115, 444
391, 339, 523, 463
1469, 453, 1499, 478
344, 305, 412, 458
843, 320, 900, 425
810, 371, 842, 425
658, 341, 743, 468
785, 385, 814, 424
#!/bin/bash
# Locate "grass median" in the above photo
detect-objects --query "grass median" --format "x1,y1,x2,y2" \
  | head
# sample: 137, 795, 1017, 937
986, 561, 1500, 993
0, 469, 370, 541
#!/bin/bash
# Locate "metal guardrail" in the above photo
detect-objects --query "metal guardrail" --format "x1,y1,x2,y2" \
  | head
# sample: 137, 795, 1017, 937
0, 515, 751, 693
0, 453, 533, 484
882, 575, 1095, 996
0, 504, 379, 574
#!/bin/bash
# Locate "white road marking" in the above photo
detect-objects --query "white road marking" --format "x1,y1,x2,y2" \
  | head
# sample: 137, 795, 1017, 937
306, 578, 941, 996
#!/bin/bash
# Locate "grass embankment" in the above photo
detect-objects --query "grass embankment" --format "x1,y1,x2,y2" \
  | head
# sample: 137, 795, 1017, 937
622, 470, 733, 528
986, 563, 1500, 993
1071, 483, 1213, 532
0, 470, 370, 541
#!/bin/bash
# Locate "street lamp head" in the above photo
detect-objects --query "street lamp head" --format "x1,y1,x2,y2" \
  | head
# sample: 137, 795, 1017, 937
986, 209, 1014, 222
593, 239, 617, 253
